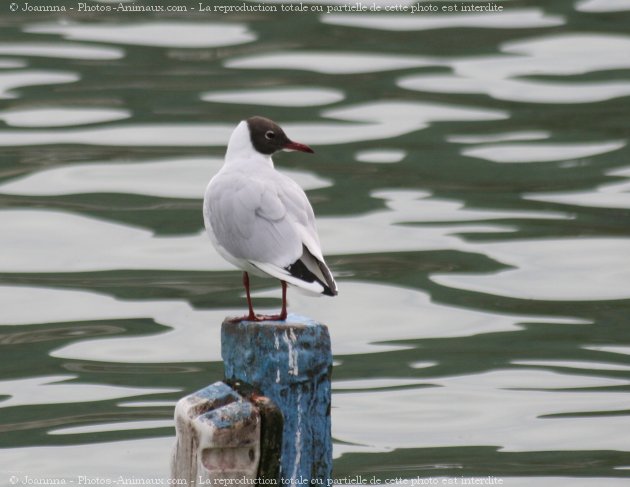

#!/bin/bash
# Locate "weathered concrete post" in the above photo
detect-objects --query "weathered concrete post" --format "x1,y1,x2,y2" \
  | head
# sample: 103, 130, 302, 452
222, 313, 333, 481
171, 382, 261, 483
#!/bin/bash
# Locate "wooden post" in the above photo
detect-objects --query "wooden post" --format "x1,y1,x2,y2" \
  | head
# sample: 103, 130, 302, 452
222, 313, 333, 482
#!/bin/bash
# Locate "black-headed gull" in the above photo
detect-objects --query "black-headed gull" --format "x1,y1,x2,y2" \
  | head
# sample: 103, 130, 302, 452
203, 116, 338, 321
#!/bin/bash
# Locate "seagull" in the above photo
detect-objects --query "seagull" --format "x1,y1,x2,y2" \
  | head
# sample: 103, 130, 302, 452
203, 116, 338, 322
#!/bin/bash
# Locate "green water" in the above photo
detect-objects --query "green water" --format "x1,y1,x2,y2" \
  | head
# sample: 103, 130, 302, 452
1, 0, 630, 485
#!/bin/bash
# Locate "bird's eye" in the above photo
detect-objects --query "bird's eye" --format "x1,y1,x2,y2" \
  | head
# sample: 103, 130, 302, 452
265, 130, 275, 140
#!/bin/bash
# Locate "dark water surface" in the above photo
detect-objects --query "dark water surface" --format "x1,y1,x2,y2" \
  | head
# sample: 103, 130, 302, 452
1, 0, 630, 485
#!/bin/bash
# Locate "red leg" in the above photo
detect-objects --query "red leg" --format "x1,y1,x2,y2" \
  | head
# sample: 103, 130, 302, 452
228, 272, 258, 322
243, 272, 257, 321
230, 274, 288, 323
279, 281, 288, 321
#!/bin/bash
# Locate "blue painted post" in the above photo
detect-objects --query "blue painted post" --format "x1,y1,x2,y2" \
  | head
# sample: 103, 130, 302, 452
222, 313, 333, 482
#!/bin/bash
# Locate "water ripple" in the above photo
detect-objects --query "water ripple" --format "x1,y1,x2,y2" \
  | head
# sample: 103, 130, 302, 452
0, 157, 330, 198
0, 59, 27, 69
432, 238, 630, 301
399, 33, 630, 103
48, 419, 173, 436
333, 369, 630, 453
0, 100, 507, 146
525, 166, 630, 209
0, 375, 177, 409
0, 210, 228, 272
41, 281, 587, 362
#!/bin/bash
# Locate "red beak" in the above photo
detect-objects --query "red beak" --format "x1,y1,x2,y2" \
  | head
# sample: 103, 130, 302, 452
284, 140, 314, 153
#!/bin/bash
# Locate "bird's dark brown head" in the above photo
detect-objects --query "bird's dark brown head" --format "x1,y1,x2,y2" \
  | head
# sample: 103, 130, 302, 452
246, 116, 314, 155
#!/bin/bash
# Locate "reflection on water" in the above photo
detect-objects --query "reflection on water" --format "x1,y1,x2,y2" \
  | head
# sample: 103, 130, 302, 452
0, 70, 78, 98
355, 149, 406, 164
576, 0, 630, 13
0, 107, 130, 127
25, 21, 257, 47
322, 8, 564, 31
0, 59, 27, 69
201, 87, 345, 107
226, 51, 439, 74
0, 42, 123, 59
461, 140, 625, 163
1, 1, 630, 485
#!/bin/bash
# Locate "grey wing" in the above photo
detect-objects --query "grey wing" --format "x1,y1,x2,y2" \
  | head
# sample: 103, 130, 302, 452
205, 172, 303, 267
275, 172, 323, 254
274, 173, 338, 296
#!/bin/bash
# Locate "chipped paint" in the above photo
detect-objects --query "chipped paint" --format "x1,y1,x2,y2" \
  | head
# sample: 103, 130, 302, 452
283, 328, 299, 376
290, 390, 303, 482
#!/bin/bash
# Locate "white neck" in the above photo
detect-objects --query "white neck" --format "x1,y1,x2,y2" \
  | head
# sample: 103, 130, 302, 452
224, 120, 274, 168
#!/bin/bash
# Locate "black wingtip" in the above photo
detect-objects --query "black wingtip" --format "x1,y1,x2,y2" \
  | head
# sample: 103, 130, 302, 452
322, 286, 337, 297
286, 257, 338, 297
